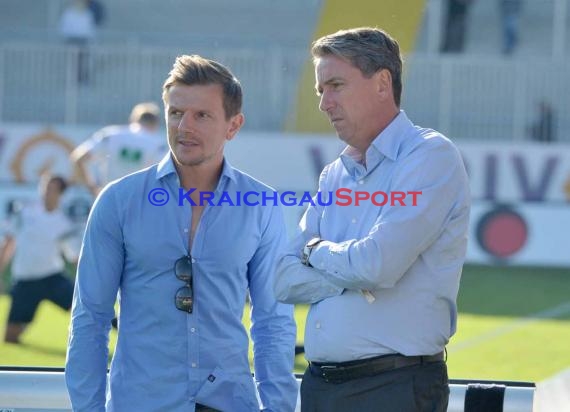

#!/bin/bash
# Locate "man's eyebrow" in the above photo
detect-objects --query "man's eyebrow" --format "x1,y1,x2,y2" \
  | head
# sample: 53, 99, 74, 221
322, 76, 344, 85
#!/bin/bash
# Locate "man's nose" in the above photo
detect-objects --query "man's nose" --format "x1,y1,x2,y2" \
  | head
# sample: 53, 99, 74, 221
319, 91, 334, 113
177, 112, 194, 132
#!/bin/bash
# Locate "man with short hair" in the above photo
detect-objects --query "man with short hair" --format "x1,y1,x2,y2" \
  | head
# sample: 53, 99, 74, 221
275, 27, 471, 411
65, 55, 298, 412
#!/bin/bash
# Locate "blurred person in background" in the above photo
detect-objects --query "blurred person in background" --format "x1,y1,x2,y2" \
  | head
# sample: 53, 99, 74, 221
59, 0, 96, 84
87, 0, 106, 27
0, 175, 79, 344
275, 27, 471, 411
499, 0, 523, 55
441, 0, 474, 53
65, 54, 297, 412
529, 100, 556, 143
71, 102, 167, 197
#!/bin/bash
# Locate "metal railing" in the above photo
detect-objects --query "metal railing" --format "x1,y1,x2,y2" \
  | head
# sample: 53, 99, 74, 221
0, 43, 568, 141
0, 368, 535, 412
403, 53, 570, 142
0, 43, 306, 131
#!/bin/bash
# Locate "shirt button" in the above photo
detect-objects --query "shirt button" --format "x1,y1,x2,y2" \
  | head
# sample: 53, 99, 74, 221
191, 362, 197, 368
191, 258, 196, 263
191, 328, 196, 333
315, 322, 321, 329
358, 180, 364, 185
352, 218, 357, 224
184, 228, 188, 233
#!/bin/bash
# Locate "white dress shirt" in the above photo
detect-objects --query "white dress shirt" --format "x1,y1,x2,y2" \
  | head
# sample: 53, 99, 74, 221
275, 111, 471, 362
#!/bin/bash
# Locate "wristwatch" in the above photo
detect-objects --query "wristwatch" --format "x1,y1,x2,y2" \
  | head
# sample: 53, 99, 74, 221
301, 237, 323, 267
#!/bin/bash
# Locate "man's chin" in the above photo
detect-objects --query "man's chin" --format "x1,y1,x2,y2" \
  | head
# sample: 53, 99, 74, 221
173, 154, 203, 167
333, 126, 348, 140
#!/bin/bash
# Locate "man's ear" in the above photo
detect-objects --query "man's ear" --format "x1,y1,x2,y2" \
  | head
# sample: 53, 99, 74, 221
375, 69, 393, 101
226, 113, 245, 141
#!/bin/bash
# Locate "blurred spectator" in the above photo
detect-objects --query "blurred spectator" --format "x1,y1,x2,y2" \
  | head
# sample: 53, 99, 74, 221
441, 0, 474, 53
529, 100, 556, 143
499, 0, 523, 55
0, 175, 79, 344
87, 0, 106, 27
59, 0, 96, 84
71, 102, 167, 197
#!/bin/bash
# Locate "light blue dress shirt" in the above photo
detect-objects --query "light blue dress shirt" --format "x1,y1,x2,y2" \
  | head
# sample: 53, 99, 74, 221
66, 155, 298, 412
275, 111, 470, 363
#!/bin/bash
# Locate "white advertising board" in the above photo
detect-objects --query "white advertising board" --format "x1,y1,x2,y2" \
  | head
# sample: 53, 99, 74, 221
1, 123, 569, 267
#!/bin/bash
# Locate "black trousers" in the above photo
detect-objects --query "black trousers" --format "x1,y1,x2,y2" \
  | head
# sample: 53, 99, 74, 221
8, 273, 73, 323
301, 361, 449, 412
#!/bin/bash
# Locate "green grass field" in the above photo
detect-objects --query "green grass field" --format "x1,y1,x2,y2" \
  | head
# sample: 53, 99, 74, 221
1, 264, 569, 383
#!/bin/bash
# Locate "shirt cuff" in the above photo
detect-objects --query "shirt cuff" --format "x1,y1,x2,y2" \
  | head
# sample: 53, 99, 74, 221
308, 239, 351, 273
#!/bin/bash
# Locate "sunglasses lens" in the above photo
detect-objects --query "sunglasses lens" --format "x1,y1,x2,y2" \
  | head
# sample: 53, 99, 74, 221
174, 256, 192, 282
175, 286, 193, 313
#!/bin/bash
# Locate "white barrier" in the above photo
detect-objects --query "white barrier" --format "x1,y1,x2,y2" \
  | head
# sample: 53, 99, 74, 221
0, 369, 535, 412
